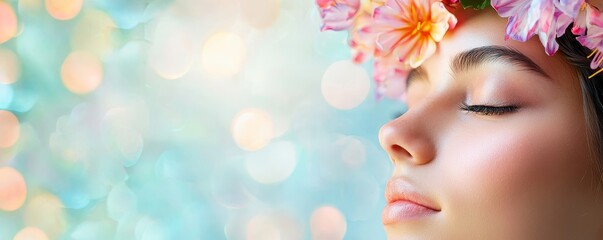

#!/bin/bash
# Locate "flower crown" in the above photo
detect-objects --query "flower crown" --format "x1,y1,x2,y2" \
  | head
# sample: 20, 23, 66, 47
316, 0, 603, 100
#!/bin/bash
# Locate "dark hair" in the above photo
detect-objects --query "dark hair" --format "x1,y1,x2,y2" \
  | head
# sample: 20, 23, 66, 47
557, 27, 603, 192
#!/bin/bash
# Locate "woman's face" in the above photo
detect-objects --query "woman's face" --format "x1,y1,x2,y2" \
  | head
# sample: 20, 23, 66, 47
379, 9, 603, 240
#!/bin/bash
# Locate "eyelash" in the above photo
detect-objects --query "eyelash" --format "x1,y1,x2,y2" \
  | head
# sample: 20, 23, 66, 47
459, 102, 519, 116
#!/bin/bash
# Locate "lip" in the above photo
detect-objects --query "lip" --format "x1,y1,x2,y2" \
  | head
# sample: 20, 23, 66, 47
382, 177, 440, 225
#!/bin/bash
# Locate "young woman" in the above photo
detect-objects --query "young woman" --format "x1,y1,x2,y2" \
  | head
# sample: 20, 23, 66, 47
319, 0, 603, 239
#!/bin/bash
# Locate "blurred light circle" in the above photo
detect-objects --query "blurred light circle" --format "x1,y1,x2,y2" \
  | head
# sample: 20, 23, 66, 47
148, 17, 194, 80
71, 10, 116, 57
115, 128, 143, 167
0, 110, 20, 148
23, 193, 67, 238
310, 206, 347, 240
245, 141, 297, 184
0, 167, 26, 211
45, 0, 82, 20
0, 48, 20, 84
246, 214, 280, 240
240, 0, 280, 29
231, 108, 274, 151
93, 0, 145, 29
13, 227, 49, 240
321, 60, 370, 110
0, 83, 14, 109
337, 136, 366, 167
0, 2, 17, 44
105, 124, 143, 167
61, 51, 103, 94
201, 32, 246, 78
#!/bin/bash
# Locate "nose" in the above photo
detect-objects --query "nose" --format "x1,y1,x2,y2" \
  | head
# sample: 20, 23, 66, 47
378, 107, 436, 166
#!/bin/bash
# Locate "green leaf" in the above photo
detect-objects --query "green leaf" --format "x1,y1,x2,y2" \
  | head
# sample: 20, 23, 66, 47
460, 0, 491, 9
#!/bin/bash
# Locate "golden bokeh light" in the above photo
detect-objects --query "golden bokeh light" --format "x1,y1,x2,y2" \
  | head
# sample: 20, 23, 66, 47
24, 193, 67, 239
0, 110, 20, 148
321, 60, 370, 110
45, 0, 83, 20
310, 206, 347, 240
231, 108, 274, 151
0, 167, 27, 211
0, 2, 18, 44
61, 51, 103, 94
0, 48, 20, 84
240, 0, 280, 29
201, 32, 246, 78
13, 227, 49, 240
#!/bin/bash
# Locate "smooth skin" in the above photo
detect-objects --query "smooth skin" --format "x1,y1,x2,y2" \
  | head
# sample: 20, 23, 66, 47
379, 8, 603, 240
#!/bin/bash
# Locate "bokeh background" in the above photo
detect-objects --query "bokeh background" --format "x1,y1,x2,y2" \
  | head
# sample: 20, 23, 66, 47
0, 0, 406, 239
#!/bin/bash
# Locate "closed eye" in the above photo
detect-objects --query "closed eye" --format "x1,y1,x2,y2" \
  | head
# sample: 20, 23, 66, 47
459, 102, 519, 116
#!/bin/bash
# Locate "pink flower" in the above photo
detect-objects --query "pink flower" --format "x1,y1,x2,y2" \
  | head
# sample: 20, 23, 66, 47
317, 0, 361, 31
576, 6, 603, 77
572, 3, 589, 35
373, 55, 410, 100
362, 0, 457, 68
491, 0, 584, 56
349, 12, 377, 63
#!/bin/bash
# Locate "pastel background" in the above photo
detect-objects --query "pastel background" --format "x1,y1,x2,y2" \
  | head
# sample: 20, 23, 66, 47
0, 0, 405, 239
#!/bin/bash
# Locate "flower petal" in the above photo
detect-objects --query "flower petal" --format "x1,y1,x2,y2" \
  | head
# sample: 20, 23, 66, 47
320, 3, 359, 31
554, 0, 584, 18
408, 38, 436, 68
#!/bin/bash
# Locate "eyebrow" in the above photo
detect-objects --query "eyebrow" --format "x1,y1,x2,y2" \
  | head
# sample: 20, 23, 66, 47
407, 45, 551, 87
450, 45, 551, 79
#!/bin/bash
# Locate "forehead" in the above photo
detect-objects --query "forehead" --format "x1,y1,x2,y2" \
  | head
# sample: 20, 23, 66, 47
421, 8, 576, 85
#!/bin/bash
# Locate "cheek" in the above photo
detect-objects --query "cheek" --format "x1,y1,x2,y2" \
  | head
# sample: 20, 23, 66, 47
437, 117, 590, 236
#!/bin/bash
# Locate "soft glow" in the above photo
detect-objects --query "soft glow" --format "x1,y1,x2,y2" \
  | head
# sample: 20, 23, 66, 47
23, 193, 67, 239
148, 17, 194, 80
246, 214, 281, 240
0, 2, 17, 44
61, 51, 103, 94
321, 60, 370, 110
13, 227, 49, 240
18, 0, 42, 11
0, 83, 14, 109
0, 110, 20, 148
310, 206, 347, 240
240, 0, 280, 29
0, 167, 27, 211
231, 108, 274, 151
0, 48, 20, 84
71, 10, 116, 57
201, 32, 246, 78
45, 0, 83, 20
106, 125, 143, 167
246, 141, 297, 184
337, 136, 366, 167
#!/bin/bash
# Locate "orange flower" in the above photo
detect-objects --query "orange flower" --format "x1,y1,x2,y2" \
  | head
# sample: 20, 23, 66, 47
361, 0, 457, 68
